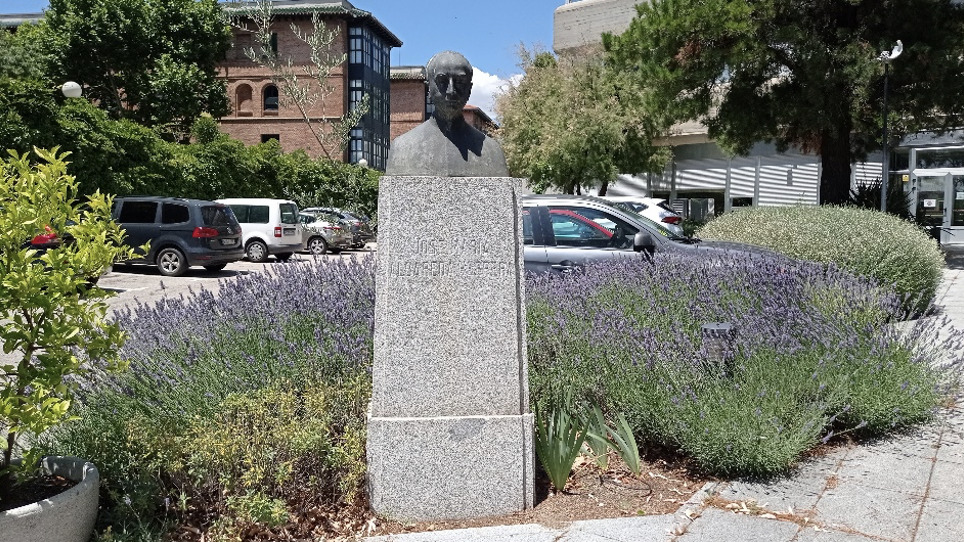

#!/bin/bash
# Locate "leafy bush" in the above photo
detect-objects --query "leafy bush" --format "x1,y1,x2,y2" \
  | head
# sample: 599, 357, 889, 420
527, 254, 959, 476
696, 205, 944, 314
0, 148, 135, 503
43, 258, 375, 540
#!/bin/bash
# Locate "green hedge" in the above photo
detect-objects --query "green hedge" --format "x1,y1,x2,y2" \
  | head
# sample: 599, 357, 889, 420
698, 205, 944, 314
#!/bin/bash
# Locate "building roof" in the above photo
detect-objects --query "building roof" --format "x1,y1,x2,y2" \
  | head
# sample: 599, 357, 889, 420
390, 66, 426, 80
0, 13, 43, 29
225, 0, 402, 47
464, 104, 496, 126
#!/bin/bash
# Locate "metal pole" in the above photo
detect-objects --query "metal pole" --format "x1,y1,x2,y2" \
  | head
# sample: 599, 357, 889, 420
881, 62, 890, 212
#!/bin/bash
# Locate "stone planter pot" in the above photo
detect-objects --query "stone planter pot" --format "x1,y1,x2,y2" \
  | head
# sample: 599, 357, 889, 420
0, 456, 100, 542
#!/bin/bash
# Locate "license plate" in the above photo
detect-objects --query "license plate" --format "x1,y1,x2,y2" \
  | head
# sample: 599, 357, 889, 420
283, 227, 297, 236
220, 238, 236, 246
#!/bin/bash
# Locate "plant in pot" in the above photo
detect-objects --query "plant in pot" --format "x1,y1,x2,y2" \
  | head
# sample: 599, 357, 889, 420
0, 148, 136, 541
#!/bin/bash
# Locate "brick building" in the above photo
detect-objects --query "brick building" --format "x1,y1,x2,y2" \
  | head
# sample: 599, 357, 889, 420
389, 66, 429, 143
220, 0, 401, 170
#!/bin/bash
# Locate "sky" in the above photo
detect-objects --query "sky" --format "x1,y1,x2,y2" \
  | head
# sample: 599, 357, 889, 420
3, 0, 565, 118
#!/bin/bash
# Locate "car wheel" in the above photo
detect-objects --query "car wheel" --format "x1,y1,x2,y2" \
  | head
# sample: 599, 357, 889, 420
307, 236, 328, 256
203, 263, 227, 272
157, 248, 188, 277
246, 240, 269, 263
276, 252, 294, 262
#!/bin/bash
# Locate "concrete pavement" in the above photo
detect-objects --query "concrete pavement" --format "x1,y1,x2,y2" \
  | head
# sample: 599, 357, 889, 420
365, 266, 964, 542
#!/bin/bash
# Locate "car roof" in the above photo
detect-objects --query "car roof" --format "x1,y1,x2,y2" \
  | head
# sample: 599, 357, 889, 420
216, 198, 297, 205
601, 196, 667, 205
522, 194, 619, 207
116, 196, 225, 206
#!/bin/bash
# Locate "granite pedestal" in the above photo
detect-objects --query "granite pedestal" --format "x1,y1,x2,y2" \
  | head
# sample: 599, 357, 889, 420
368, 176, 533, 521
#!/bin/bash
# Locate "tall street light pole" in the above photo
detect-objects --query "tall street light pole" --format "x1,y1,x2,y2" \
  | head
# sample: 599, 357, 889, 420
879, 40, 903, 213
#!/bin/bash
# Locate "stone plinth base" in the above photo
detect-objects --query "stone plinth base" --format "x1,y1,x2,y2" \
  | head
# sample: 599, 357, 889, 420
367, 413, 534, 521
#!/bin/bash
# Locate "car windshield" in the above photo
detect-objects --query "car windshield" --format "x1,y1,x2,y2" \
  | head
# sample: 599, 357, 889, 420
610, 201, 688, 241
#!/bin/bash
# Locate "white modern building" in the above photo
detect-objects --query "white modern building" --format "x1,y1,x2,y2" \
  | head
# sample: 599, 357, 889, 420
552, 0, 885, 217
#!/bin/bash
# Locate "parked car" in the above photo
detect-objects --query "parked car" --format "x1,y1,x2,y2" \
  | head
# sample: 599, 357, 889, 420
298, 212, 354, 255
600, 196, 684, 236
19, 220, 110, 285
522, 194, 777, 275
302, 207, 374, 247
216, 198, 303, 262
112, 196, 244, 277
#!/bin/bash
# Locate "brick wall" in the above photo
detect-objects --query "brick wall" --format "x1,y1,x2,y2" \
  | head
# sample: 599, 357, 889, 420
217, 16, 348, 159
390, 78, 426, 142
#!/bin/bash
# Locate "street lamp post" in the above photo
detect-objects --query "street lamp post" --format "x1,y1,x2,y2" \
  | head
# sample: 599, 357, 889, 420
879, 41, 903, 213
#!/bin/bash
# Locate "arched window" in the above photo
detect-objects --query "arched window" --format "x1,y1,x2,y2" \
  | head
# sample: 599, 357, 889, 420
236, 84, 252, 115
263, 85, 279, 111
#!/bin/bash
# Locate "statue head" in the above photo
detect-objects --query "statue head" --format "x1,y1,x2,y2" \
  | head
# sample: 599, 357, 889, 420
427, 51, 473, 122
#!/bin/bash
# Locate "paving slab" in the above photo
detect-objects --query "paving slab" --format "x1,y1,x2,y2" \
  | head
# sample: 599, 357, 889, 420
812, 484, 921, 541
913, 498, 964, 542
676, 508, 798, 542
856, 426, 942, 459
935, 410, 964, 464
365, 524, 560, 542
718, 454, 841, 515
922, 460, 964, 505
558, 515, 678, 541
793, 527, 879, 541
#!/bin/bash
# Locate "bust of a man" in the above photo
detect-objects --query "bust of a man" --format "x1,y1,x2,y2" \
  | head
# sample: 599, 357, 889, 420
385, 51, 509, 177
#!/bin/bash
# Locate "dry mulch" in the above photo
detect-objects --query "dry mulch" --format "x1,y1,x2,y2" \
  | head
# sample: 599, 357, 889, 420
371, 452, 710, 538
170, 450, 710, 541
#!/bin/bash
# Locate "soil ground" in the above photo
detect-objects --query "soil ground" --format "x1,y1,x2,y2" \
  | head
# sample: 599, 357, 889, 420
169, 449, 708, 541
370, 451, 709, 538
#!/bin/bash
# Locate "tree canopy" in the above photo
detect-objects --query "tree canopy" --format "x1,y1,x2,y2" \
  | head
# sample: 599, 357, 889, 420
496, 48, 670, 195
604, 0, 964, 204
43, 0, 232, 139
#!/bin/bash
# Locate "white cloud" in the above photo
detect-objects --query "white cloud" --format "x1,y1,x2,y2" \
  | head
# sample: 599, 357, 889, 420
469, 68, 522, 122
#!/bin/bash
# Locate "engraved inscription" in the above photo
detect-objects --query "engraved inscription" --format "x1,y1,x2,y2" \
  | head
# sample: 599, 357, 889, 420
408, 238, 509, 258
388, 259, 512, 278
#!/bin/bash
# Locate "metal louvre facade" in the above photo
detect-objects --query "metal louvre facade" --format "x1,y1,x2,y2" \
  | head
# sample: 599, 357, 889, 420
608, 150, 882, 208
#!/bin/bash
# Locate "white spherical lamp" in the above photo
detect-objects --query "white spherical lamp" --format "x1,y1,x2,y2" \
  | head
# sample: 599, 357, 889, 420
358, 158, 368, 168
61, 81, 82, 98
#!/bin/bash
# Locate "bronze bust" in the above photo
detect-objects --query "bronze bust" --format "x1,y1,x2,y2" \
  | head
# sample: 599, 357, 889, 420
385, 51, 509, 177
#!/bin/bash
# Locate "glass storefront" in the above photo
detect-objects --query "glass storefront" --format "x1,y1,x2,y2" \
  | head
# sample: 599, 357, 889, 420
907, 144, 964, 249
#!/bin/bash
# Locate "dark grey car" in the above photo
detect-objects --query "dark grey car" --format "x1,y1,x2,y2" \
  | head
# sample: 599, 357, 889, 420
112, 196, 244, 276
522, 195, 777, 274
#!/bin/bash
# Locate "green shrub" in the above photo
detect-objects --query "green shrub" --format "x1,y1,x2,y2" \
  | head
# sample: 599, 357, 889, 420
0, 148, 135, 502
697, 205, 944, 314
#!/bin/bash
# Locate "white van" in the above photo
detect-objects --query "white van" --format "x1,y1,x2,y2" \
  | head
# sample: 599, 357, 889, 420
215, 198, 303, 262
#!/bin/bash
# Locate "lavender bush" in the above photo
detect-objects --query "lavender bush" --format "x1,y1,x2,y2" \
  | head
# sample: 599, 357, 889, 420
44, 257, 375, 540
43, 249, 960, 539
527, 253, 961, 475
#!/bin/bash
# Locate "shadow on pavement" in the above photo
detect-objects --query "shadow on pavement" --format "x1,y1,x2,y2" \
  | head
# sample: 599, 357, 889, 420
946, 251, 964, 270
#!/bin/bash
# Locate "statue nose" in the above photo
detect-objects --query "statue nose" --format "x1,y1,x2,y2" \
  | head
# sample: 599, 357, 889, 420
445, 77, 457, 96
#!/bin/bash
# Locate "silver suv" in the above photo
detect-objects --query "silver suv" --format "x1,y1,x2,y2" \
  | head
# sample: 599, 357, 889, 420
522, 195, 774, 274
